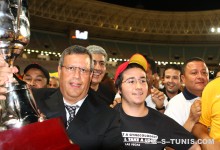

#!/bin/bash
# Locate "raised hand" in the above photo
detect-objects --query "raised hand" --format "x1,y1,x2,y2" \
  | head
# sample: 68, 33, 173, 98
151, 87, 165, 109
0, 55, 18, 100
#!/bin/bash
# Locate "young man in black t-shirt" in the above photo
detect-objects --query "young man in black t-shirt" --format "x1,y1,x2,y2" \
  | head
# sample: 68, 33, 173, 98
114, 53, 200, 150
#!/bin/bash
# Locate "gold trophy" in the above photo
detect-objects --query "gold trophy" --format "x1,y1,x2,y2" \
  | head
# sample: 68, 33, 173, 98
0, 0, 41, 131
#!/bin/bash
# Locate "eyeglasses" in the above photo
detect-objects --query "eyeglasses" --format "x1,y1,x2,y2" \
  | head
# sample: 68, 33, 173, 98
122, 78, 148, 86
61, 65, 91, 75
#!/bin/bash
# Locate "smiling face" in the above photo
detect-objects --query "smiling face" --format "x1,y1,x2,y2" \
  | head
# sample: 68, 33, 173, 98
181, 61, 209, 97
58, 54, 92, 104
23, 68, 48, 88
119, 67, 148, 106
91, 53, 106, 89
163, 68, 181, 94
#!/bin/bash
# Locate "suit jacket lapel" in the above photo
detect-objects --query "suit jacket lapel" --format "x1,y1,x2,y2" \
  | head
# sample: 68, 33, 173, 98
67, 91, 101, 132
44, 89, 67, 123
44, 89, 103, 131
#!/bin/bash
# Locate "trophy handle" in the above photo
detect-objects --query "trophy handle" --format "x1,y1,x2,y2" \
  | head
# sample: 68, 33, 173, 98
15, 0, 22, 37
12, 74, 40, 116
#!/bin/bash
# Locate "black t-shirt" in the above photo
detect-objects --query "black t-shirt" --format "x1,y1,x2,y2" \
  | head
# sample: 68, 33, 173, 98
115, 104, 195, 150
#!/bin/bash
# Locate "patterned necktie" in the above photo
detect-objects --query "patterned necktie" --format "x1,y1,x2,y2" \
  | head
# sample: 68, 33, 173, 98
64, 104, 79, 128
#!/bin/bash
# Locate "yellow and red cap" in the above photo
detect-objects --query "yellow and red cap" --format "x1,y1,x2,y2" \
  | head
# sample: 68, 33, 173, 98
114, 53, 148, 82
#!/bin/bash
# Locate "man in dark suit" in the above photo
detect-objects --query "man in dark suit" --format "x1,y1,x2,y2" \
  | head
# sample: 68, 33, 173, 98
0, 45, 123, 150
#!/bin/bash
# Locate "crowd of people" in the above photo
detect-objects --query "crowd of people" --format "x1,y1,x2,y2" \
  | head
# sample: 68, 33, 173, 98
0, 44, 220, 149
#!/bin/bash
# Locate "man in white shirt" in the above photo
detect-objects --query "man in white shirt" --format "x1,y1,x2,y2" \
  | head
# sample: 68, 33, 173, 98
165, 57, 209, 132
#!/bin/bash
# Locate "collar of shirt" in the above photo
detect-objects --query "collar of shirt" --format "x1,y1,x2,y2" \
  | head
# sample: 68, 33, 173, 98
182, 87, 198, 100
161, 88, 181, 101
63, 94, 88, 120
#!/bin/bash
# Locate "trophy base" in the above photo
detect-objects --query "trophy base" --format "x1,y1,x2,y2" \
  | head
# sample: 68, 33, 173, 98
0, 118, 80, 150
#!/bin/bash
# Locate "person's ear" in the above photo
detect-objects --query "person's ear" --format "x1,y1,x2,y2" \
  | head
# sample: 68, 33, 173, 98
58, 66, 61, 78
181, 74, 185, 84
118, 89, 121, 95
89, 71, 93, 81
161, 78, 165, 85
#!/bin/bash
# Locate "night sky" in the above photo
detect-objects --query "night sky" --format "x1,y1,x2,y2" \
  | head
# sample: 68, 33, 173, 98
99, 0, 220, 12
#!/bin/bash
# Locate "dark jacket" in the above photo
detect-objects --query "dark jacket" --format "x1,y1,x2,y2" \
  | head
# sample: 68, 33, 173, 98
32, 88, 123, 150
90, 83, 116, 106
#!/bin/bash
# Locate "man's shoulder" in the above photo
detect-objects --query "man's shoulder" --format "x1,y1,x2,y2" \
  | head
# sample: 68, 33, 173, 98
32, 88, 57, 94
137, 107, 177, 125
168, 92, 184, 104
32, 88, 58, 98
205, 78, 220, 92
164, 93, 185, 114
87, 90, 118, 114
148, 106, 168, 119
96, 84, 116, 105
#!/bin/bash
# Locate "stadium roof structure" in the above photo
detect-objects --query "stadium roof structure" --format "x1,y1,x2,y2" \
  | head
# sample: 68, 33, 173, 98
28, 0, 220, 66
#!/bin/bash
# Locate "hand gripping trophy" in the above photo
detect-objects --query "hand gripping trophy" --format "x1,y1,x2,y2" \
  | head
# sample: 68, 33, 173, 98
0, 0, 43, 131
0, 2, 79, 148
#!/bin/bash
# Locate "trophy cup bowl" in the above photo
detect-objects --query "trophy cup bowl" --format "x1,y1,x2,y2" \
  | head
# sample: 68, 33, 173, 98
0, 0, 41, 131
0, 1, 80, 149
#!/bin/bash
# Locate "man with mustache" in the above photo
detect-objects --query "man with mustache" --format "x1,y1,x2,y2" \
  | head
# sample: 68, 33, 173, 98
22, 63, 50, 89
165, 57, 209, 132
0, 45, 123, 150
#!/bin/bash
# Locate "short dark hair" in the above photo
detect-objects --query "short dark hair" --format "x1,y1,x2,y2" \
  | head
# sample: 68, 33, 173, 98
115, 63, 146, 91
182, 57, 206, 74
144, 56, 157, 74
163, 64, 182, 78
59, 45, 94, 72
